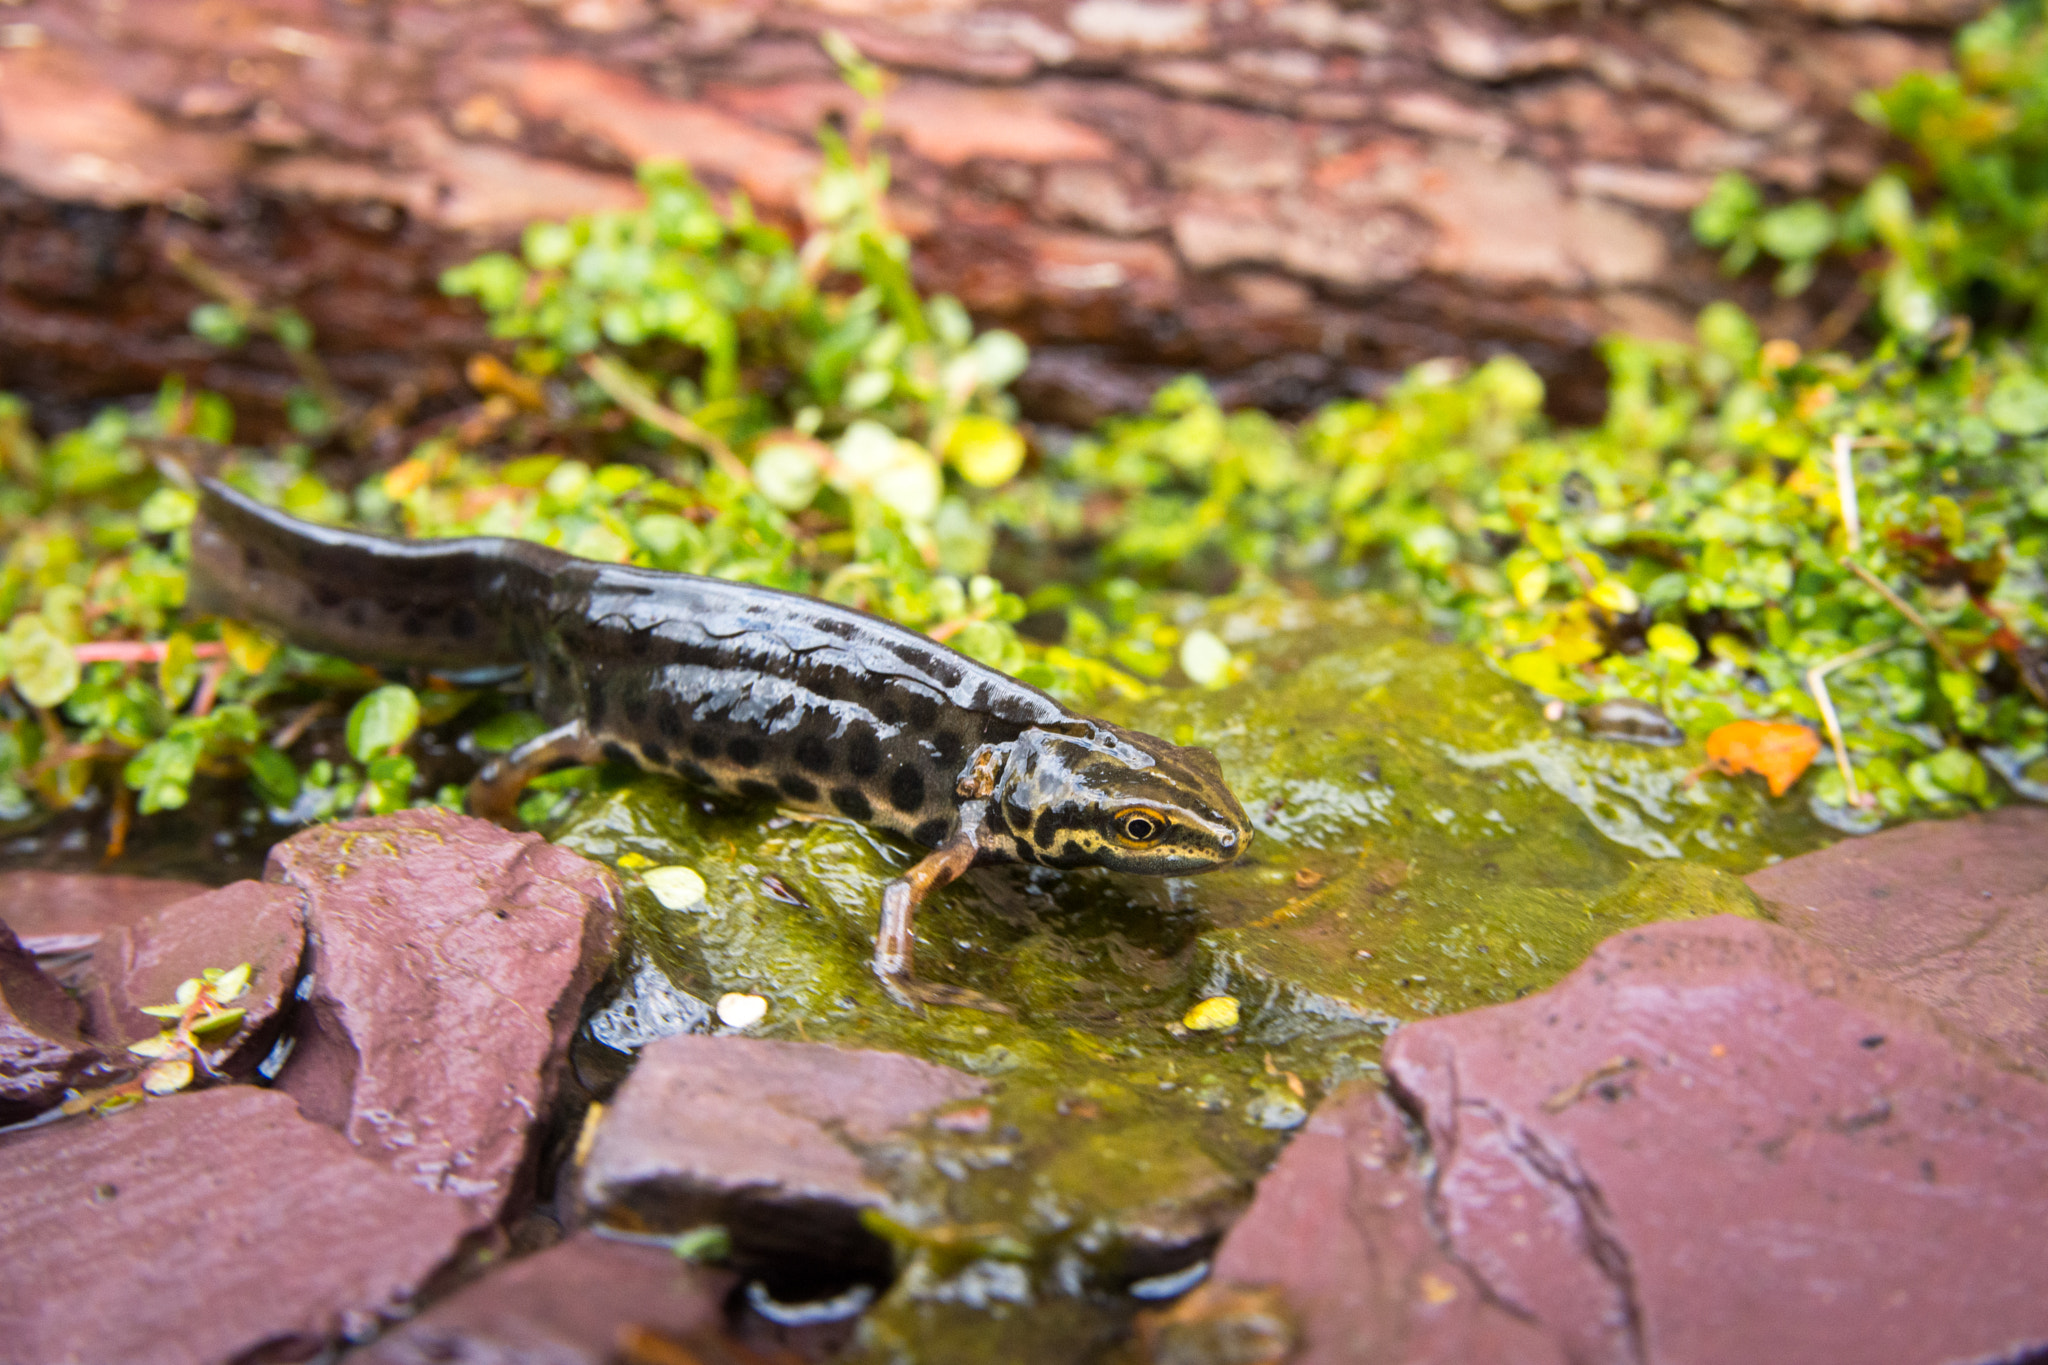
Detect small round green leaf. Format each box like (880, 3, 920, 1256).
(1756, 201, 1836, 261)
(346, 685, 422, 763)
(1987, 375, 2048, 436)
(5, 616, 79, 709)
(189, 302, 247, 348)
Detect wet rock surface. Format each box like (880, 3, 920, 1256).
(14, 606, 2039, 1365)
(357, 1230, 735, 1365)
(581, 1035, 986, 1272)
(266, 810, 620, 1223)
(0, 922, 117, 1123)
(546, 597, 1827, 1360)
(1350, 915, 2048, 1365)
(80, 879, 305, 1074)
(1746, 804, 2048, 1075)
(0, 1087, 473, 1365)
(0, 869, 209, 949)
(1161, 1084, 1563, 1365)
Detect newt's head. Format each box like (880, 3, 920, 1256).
(994, 722, 1252, 874)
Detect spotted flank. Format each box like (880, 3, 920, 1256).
(188, 478, 1255, 1009)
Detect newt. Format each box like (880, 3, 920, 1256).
(187, 480, 1253, 1009)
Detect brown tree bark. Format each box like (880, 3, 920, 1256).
(0, 0, 1986, 437)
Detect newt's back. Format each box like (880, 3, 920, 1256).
(186, 479, 1077, 845)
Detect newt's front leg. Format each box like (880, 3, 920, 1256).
(874, 799, 1010, 1014)
(468, 720, 604, 825)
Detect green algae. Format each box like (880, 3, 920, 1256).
(551, 594, 1831, 1363)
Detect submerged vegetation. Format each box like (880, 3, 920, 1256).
(5, 8, 2048, 848)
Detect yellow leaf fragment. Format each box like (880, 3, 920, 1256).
(1588, 579, 1640, 615)
(141, 1057, 194, 1095)
(212, 962, 252, 1002)
(1183, 996, 1240, 1032)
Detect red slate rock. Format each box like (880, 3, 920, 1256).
(80, 879, 305, 1075)
(266, 810, 620, 1224)
(0, 921, 120, 1123)
(0, 1087, 472, 1365)
(1746, 805, 2048, 1074)
(579, 1036, 986, 1265)
(1185, 1083, 1566, 1365)
(0, 868, 210, 948)
(1378, 916, 2048, 1365)
(356, 1230, 735, 1365)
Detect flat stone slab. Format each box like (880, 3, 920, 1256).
(1746, 805, 2048, 1074)
(0, 1087, 472, 1365)
(579, 1036, 985, 1266)
(0, 870, 210, 947)
(1375, 916, 2048, 1365)
(0, 922, 117, 1123)
(1168, 1082, 1565, 1365)
(81, 879, 304, 1074)
(357, 1231, 734, 1365)
(266, 810, 620, 1223)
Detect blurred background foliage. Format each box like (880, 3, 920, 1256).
(5, 8, 2048, 852)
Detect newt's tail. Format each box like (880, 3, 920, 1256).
(187, 479, 562, 671)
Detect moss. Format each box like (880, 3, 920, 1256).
(554, 595, 1829, 1362)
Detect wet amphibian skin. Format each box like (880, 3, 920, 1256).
(187, 479, 1252, 1007)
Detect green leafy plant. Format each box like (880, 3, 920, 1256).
(1000, 307, 2048, 824)
(1693, 3, 2048, 341)
(6, 20, 2048, 850)
(62, 962, 255, 1114)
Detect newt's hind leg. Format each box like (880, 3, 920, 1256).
(875, 802, 1011, 1014)
(468, 721, 604, 826)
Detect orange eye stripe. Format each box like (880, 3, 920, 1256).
(1114, 807, 1163, 843)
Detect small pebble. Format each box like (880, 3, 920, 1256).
(1245, 1088, 1308, 1130)
(716, 991, 768, 1029)
(1179, 629, 1233, 687)
(1578, 697, 1684, 747)
(644, 865, 708, 910)
(1183, 995, 1240, 1032)
(933, 1103, 993, 1134)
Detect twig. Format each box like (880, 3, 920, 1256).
(1830, 433, 1862, 555)
(1809, 284, 1872, 353)
(1805, 637, 1900, 809)
(27, 739, 134, 783)
(269, 699, 333, 752)
(926, 607, 996, 643)
(1542, 1055, 1639, 1113)
(580, 356, 752, 485)
(162, 239, 349, 429)
(1843, 560, 1969, 675)
(105, 782, 133, 862)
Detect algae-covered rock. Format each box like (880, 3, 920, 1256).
(550, 595, 1829, 1364)
(1136, 597, 1803, 1049)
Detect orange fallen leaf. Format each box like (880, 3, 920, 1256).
(1703, 720, 1821, 797)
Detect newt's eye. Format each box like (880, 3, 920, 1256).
(1114, 808, 1165, 846)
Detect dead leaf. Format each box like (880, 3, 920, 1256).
(1704, 719, 1820, 797)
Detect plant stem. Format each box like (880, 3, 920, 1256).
(581, 355, 752, 485)
(1844, 559, 1970, 675)
(1805, 636, 1901, 808)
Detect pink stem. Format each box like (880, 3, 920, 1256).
(73, 641, 227, 664)
(191, 659, 231, 718)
